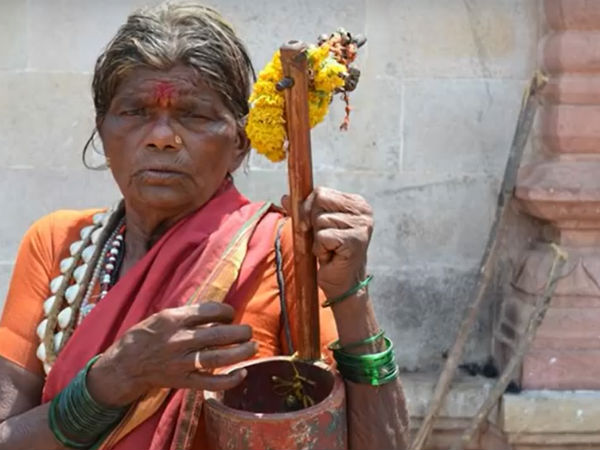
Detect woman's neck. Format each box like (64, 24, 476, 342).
(119, 203, 192, 276)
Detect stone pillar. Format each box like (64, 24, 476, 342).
(495, 0, 600, 390)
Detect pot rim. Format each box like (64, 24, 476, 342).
(204, 355, 346, 421)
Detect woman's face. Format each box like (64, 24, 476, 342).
(98, 65, 247, 216)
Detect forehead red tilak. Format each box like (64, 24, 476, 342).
(153, 81, 177, 107)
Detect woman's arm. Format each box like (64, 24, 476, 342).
(332, 294, 409, 449)
(0, 358, 64, 450)
(287, 186, 410, 449)
(0, 302, 259, 449)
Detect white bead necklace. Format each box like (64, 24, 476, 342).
(35, 205, 124, 375)
(78, 219, 125, 323)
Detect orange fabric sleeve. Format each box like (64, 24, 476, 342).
(0, 210, 101, 376)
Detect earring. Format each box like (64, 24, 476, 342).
(175, 135, 183, 145)
(105, 156, 111, 168)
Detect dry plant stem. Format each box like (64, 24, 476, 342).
(450, 244, 567, 450)
(411, 71, 549, 450)
(280, 41, 321, 361)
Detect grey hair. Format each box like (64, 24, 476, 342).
(92, 1, 255, 122)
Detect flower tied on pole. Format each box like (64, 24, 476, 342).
(246, 28, 366, 162)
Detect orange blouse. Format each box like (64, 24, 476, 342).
(0, 209, 338, 377)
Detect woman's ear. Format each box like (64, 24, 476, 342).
(228, 121, 251, 173)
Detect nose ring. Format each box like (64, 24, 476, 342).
(175, 135, 183, 145)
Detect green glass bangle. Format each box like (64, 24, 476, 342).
(334, 350, 394, 369)
(49, 354, 128, 448)
(80, 355, 127, 419)
(336, 355, 399, 385)
(335, 357, 395, 379)
(337, 357, 397, 377)
(338, 365, 398, 386)
(322, 274, 373, 307)
(49, 396, 95, 449)
(333, 337, 394, 364)
(337, 355, 396, 377)
(340, 363, 400, 386)
(328, 329, 385, 352)
(333, 336, 400, 386)
(336, 354, 395, 374)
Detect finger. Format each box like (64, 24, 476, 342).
(309, 187, 372, 220)
(312, 212, 372, 232)
(281, 193, 313, 232)
(187, 369, 248, 392)
(177, 325, 252, 350)
(313, 227, 368, 261)
(179, 302, 235, 328)
(316, 250, 334, 266)
(313, 228, 342, 262)
(300, 191, 317, 231)
(299, 187, 371, 234)
(188, 341, 258, 369)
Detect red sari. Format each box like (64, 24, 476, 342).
(42, 182, 283, 449)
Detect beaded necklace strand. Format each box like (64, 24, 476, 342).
(36, 205, 125, 374)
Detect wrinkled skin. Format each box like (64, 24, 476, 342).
(98, 65, 249, 247)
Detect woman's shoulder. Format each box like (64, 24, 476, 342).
(26, 208, 105, 239)
(32, 208, 104, 226)
(22, 208, 106, 264)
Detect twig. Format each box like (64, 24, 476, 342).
(450, 244, 568, 450)
(411, 71, 549, 450)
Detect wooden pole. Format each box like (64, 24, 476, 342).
(279, 41, 321, 361)
(412, 71, 548, 450)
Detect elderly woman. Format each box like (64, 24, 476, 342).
(0, 2, 408, 450)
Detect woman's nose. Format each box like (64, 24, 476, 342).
(145, 115, 180, 151)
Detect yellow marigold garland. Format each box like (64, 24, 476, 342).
(246, 44, 347, 162)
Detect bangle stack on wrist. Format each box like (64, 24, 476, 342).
(325, 276, 399, 386)
(48, 355, 128, 449)
(330, 333, 399, 386)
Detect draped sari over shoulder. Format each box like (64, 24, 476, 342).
(41, 182, 283, 450)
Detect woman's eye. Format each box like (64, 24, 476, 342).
(121, 108, 147, 116)
(180, 109, 208, 119)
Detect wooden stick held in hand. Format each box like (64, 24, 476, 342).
(279, 41, 321, 361)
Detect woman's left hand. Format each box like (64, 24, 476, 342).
(283, 186, 373, 300)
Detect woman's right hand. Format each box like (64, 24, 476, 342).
(86, 302, 256, 407)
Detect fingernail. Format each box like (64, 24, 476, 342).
(252, 342, 259, 352)
(240, 368, 248, 378)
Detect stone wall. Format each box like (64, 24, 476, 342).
(0, 0, 540, 370)
(495, 0, 600, 392)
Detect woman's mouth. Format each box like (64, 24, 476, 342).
(136, 168, 186, 184)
